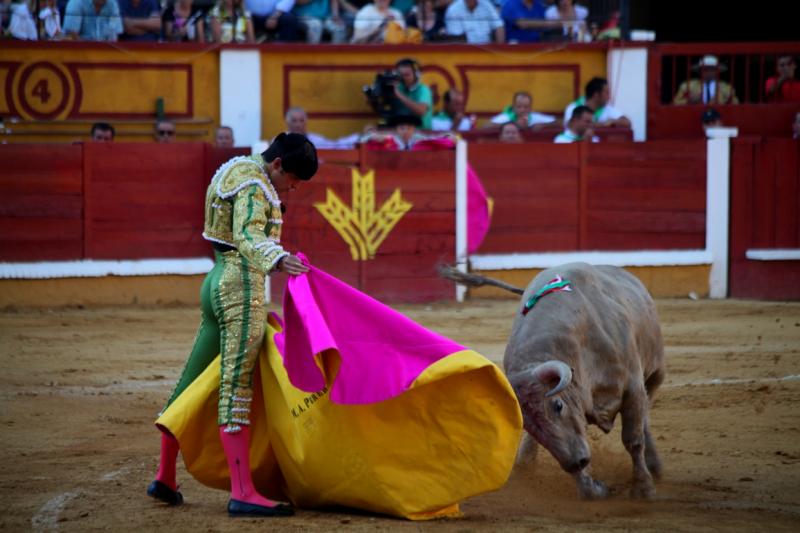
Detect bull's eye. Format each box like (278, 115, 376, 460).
(553, 398, 564, 415)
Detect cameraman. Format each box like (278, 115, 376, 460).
(391, 58, 433, 130)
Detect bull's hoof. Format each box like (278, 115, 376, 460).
(577, 478, 609, 500)
(646, 455, 663, 480)
(630, 482, 656, 500)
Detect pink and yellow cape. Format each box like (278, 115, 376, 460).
(156, 258, 521, 520)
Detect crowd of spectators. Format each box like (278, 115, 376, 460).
(78, 44, 797, 146)
(1, 0, 612, 44)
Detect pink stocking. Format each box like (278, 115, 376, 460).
(155, 431, 179, 491)
(219, 426, 278, 506)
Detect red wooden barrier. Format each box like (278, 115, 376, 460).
(584, 140, 706, 250)
(462, 126, 633, 144)
(83, 142, 209, 259)
(469, 143, 581, 253)
(0, 144, 84, 261)
(469, 140, 707, 255)
(730, 138, 800, 300)
(275, 150, 457, 303)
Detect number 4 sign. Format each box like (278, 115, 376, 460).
(17, 61, 70, 120)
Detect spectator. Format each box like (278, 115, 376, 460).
(391, 0, 414, 16)
(361, 114, 426, 150)
(210, 0, 255, 42)
(284, 107, 360, 149)
(118, 0, 161, 40)
(564, 77, 631, 128)
(351, 0, 403, 43)
(491, 91, 556, 129)
(39, 0, 63, 39)
(91, 122, 115, 141)
(63, 0, 123, 40)
(0, 0, 9, 33)
(215, 125, 235, 147)
(543, 0, 588, 42)
(391, 113, 425, 150)
(501, 0, 553, 44)
(498, 121, 523, 143)
(293, 0, 346, 43)
(554, 105, 596, 143)
(444, 0, 504, 44)
(336, 0, 368, 36)
(162, 0, 206, 42)
(390, 57, 433, 130)
(765, 55, 800, 103)
(406, 0, 446, 41)
(701, 108, 722, 131)
(245, 0, 303, 41)
(593, 8, 618, 40)
(431, 88, 474, 132)
(8, 0, 37, 40)
(155, 119, 176, 143)
(673, 55, 739, 105)
(793, 111, 800, 140)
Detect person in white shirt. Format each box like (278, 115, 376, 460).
(554, 105, 598, 143)
(9, 0, 38, 40)
(285, 107, 360, 149)
(351, 0, 404, 43)
(563, 77, 631, 128)
(491, 91, 556, 129)
(544, 0, 589, 42)
(38, 0, 62, 39)
(245, 0, 303, 41)
(444, 0, 504, 44)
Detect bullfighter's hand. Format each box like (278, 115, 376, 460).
(278, 254, 309, 276)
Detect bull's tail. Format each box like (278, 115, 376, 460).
(438, 265, 525, 295)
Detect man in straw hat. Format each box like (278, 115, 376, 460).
(673, 54, 739, 105)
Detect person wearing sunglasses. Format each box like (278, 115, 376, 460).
(155, 119, 177, 142)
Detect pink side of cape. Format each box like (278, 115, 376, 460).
(411, 137, 490, 253)
(276, 257, 465, 404)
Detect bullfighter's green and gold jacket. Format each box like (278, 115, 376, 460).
(202, 155, 287, 273)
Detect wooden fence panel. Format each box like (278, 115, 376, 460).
(584, 140, 707, 250)
(83, 142, 209, 259)
(730, 138, 800, 299)
(0, 144, 84, 261)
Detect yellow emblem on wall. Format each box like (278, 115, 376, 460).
(314, 168, 412, 261)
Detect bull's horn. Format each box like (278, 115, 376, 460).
(531, 361, 573, 397)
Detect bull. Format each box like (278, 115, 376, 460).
(442, 262, 665, 499)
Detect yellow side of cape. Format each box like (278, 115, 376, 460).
(157, 316, 522, 520)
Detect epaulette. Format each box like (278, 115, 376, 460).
(213, 156, 280, 207)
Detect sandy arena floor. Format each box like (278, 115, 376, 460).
(1, 298, 799, 532)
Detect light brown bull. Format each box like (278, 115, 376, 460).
(440, 262, 665, 499)
(503, 262, 665, 499)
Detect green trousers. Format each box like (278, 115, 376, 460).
(163, 250, 267, 431)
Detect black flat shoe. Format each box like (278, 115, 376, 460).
(147, 480, 184, 506)
(227, 499, 294, 517)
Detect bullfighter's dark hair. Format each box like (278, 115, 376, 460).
(262, 132, 318, 181)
